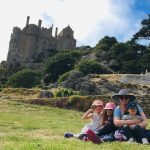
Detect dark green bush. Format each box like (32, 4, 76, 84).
(7, 69, 41, 88)
(76, 60, 111, 75)
(95, 36, 117, 51)
(44, 53, 76, 83)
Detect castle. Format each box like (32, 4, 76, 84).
(7, 16, 76, 68)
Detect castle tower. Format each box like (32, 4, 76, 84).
(38, 19, 42, 29)
(26, 16, 30, 26)
(7, 27, 21, 67)
(49, 24, 53, 36)
(55, 27, 58, 37)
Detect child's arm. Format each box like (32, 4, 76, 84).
(82, 109, 94, 120)
(100, 110, 106, 126)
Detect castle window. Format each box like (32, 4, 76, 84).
(43, 41, 46, 45)
(66, 34, 70, 38)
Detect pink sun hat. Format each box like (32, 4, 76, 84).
(104, 102, 116, 110)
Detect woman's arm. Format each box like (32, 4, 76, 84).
(114, 117, 141, 127)
(82, 109, 94, 120)
(138, 112, 148, 128)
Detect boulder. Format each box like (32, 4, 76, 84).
(38, 90, 54, 98)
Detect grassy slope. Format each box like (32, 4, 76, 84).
(0, 100, 150, 150)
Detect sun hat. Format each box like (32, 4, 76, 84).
(126, 101, 137, 110)
(104, 102, 116, 110)
(93, 100, 104, 106)
(91, 100, 104, 109)
(112, 89, 136, 102)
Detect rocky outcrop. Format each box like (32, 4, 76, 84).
(60, 72, 96, 95)
(38, 90, 54, 98)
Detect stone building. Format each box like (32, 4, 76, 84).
(7, 16, 76, 68)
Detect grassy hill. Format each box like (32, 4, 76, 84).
(0, 99, 150, 150)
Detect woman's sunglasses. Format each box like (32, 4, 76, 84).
(119, 96, 129, 99)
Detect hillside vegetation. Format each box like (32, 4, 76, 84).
(1, 15, 150, 90)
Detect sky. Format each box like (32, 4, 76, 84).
(0, 0, 150, 62)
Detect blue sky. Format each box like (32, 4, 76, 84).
(0, 0, 149, 62)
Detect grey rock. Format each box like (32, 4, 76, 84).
(38, 90, 54, 98)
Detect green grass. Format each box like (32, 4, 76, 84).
(0, 100, 150, 150)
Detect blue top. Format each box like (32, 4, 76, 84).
(114, 104, 143, 119)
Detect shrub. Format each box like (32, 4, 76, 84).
(44, 53, 76, 83)
(76, 60, 111, 75)
(57, 71, 70, 84)
(95, 36, 117, 51)
(67, 95, 93, 111)
(7, 69, 41, 88)
(55, 88, 80, 97)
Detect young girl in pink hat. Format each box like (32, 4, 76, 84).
(64, 99, 104, 141)
(86, 102, 117, 144)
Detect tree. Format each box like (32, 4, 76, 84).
(121, 60, 142, 74)
(95, 36, 118, 51)
(7, 69, 41, 88)
(133, 14, 150, 41)
(109, 43, 128, 60)
(44, 53, 76, 84)
(76, 60, 111, 75)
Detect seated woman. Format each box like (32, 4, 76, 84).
(113, 89, 149, 144)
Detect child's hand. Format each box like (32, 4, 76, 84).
(104, 121, 110, 125)
(88, 108, 94, 113)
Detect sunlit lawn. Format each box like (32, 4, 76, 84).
(0, 99, 150, 150)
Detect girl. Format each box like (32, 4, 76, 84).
(64, 99, 103, 140)
(86, 102, 117, 143)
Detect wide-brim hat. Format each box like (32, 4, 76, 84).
(112, 89, 136, 102)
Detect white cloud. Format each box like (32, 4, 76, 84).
(0, 0, 147, 62)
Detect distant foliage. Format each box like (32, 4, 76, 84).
(95, 36, 118, 51)
(44, 53, 77, 84)
(76, 60, 111, 75)
(0, 67, 7, 85)
(55, 88, 80, 97)
(7, 69, 41, 88)
(133, 14, 150, 41)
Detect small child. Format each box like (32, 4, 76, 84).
(86, 102, 117, 143)
(64, 99, 104, 141)
(122, 101, 149, 144)
(101, 102, 116, 127)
